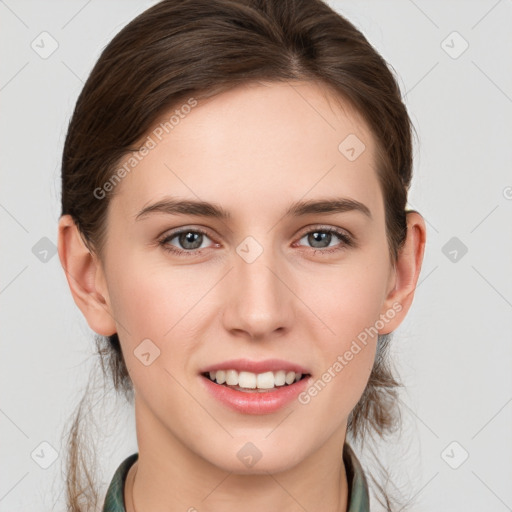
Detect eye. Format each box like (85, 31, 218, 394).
(295, 226, 353, 255)
(158, 228, 216, 256)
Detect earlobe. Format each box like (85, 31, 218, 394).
(378, 211, 427, 334)
(57, 215, 117, 336)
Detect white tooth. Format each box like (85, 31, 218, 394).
(209, 371, 216, 381)
(238, 371, 257, 389)
(226, 369, 238, 386)
(257, 371, 275, 389)
(218, 369, 301, 389)
(273, 370, 286, 386)
(285, 371, 296, 385)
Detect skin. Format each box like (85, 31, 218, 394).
(58, 80, 426, 512)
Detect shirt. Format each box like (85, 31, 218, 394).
(102, 442, 370, 511)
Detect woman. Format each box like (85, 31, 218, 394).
(57, 0, 426, 510)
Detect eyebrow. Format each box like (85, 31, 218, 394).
(135, 196, 372, 221)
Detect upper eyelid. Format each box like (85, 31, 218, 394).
(297, 224, 352, 238)
(159, 226, 212, 241)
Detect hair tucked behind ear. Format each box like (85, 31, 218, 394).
(60, 0, 416, 510)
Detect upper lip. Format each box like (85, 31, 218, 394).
(200, 358, 310, 375)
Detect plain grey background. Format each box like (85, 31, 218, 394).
(1, 1, 511, 511)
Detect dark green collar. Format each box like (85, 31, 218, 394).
(343, 443, 370, 512)
(102, 452, 138, 512)
(102, 444, 369, 511)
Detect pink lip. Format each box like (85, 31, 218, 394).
(199, 358, 310, 374)
(199, 373, 312, 415)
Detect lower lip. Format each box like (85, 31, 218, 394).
(200, 374, 311, 415)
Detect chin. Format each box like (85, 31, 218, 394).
(202, 440, 308, 475)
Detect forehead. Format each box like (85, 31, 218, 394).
(109, 80, 382, 221)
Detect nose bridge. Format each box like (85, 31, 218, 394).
(224, 236, 293, 337)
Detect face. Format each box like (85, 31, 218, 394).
(94, 80, 398, 473)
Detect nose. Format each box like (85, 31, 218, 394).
(222, 242, 295, 341)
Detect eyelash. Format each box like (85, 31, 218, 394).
(157, 226, 353, 257)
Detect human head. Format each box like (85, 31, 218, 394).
(57, 0, 426, 509)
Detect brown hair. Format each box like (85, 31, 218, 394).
(60, 0, 415, 510)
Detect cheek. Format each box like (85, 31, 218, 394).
(304, 258, 388, 347)
(300, 306, 377, 423)
(108, 272, 172, 338)
(298, 258, 387, 409)
(104, 254, 204, 373)
(106, 249, 199, 333)
(104, 254, 224, 383)
(104, 262, 205, 406)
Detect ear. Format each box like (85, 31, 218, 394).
(378, 211, 427, 334)
(57, 214, 117, 336)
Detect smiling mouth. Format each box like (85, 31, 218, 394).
(201, 370, 311, 393)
